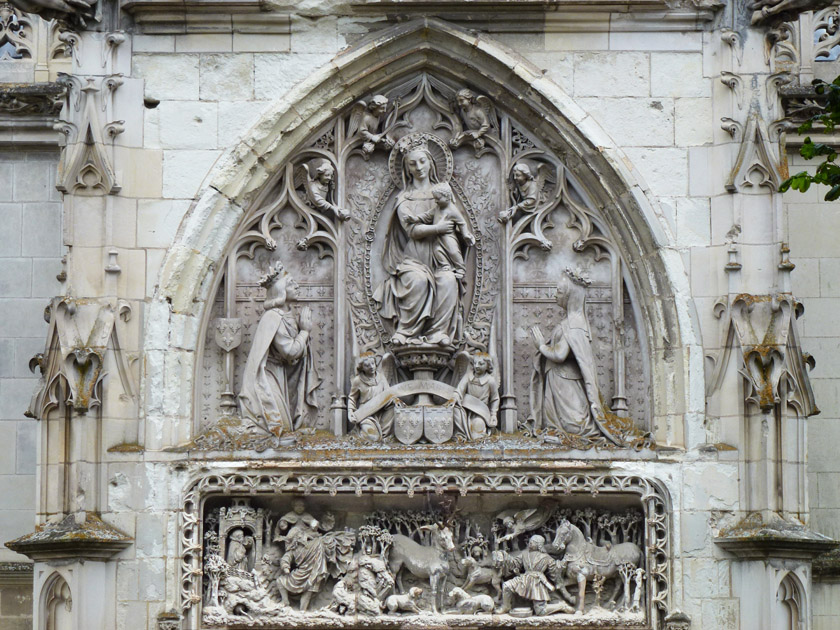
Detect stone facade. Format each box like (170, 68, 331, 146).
(0, 1, 840, 629)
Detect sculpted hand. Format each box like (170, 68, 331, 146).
(299, 307, 313, 332)
(529, 325, 545, 349)
(437, 220, 455, 235)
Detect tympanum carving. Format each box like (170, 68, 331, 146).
(193, 72, 650, 449)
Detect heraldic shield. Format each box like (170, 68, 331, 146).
(394, 401, 423, 445)
(424, 404, 454, 444)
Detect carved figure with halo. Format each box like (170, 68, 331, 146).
(374, 133, 471, 348)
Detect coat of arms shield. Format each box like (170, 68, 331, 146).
(423, 404, 454, 444)
(394, 402, 423, 445)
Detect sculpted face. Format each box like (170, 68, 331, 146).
(360, 356, 376, 375)
(513, 169, 529, 186)
(286, 277, 300, 301)
(317, 163, 334, 184)
(457, 94, 471, 109)
(292, 499, 305, 514)
(370, 100, 387, 117)
(405, 149, 431, 182)
(474, 357, 488, 375)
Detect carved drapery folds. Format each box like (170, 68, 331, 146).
(181, 469, 674, 628)
(194, 72, 650, 450)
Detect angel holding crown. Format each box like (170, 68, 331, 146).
(239, 261, 322, 436)
(347, 95, 395, 160)
(299, 159, 350, 222)
(450, 89, 496, 154)
(499, 162, 548, 224)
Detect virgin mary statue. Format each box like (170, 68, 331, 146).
(373, 134, 469, 347)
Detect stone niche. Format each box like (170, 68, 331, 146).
(191, 71, 651, 453)
(181, 470, 673, 629)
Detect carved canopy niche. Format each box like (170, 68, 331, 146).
(190, 70, 653, 452)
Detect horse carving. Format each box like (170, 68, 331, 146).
(388, 524, 456, 614)
(551, 519, 642, 614)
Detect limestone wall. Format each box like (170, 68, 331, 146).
(0, 148, 62, 562)
(0, 4, 837, 630)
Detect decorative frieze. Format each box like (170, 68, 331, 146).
(179, 469, 673, 628)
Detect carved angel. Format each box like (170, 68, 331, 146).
(450, 89, 497, 154)
(453, 352, 499, 439)
(297, 159, 349, 221)
(347, 353, 397, 441)
(346, 95, 395, 160)
(499, 162, 549, 224)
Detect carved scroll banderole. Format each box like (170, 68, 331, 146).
(354, 380, 491, 425)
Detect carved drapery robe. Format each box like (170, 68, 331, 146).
(239, 308, 321, 434)
(348, 371, 394, 439)
(279, 528, 356, 595)
(502, 549, 557, 602)
(455, 373, 499, 439)
(375, 189, 461, 344)
(529, 311, 618, 443)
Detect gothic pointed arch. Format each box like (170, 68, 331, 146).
(40, 572, 72, 630)
(148, 17, 701, 450)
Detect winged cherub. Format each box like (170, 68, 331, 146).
(347, 95, 395, 159)
(450, 89, 496, 153)
(499, 162, 548, 224)
(300, 159, 350, 221)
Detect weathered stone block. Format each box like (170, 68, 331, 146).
(21, 203, 61, 257)
(651, 53, 709, 98)
(199, 54, 255, 101)
(253, 53, 334, 101)
(578, 97, 675, 147)
(137, 199, 191, 249)
(624, 147, 688, 197)
(15, 420, 36, 476)
(574, 52, 649, 97)
(0, 204, 22, 257)
(158, 101, 219, 150)
(162, 150, 221, 199)
(134, 54, 200, 101)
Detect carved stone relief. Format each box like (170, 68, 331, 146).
(193, 72, 650, 450)
(181, 470, 673, 628)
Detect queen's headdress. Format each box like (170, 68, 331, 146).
(564, 266, 591, 287)
(396, 134, 430, 156)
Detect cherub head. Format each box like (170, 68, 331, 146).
(456, 88, 475, 110)
(431, 183, 452, 207)
(369, 94, 388, 117)
(512, 162, 534, 186)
